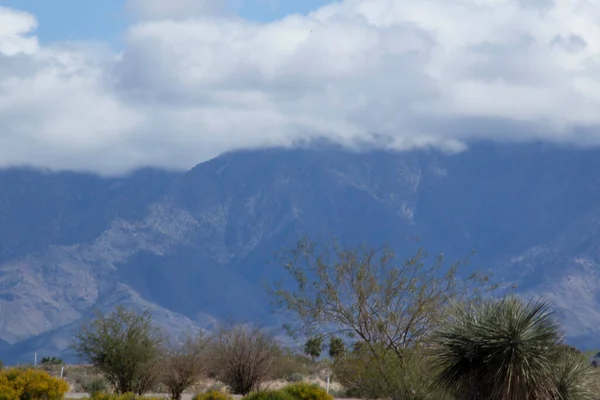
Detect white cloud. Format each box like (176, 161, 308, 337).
(2, 0, 600, 174)
(125, 0, 227, 20)
(0, 6, 38, 55)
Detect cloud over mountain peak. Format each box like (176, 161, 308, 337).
(0, 0, 599, 174)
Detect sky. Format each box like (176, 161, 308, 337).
(1, 0, 600, 175)
(0, 0, 332, 43)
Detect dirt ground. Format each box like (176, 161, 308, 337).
(65, 394, 193, 400)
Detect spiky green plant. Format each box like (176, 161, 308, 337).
(550, 348, 597, 400)
(433, 297, 564, 400)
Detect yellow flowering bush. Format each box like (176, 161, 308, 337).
(192, 390, 233, 400)
(0, 368, 69, 400)
(281, 383, 333, 400)
(0, 373, 19, 400)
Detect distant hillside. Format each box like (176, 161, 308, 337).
(2, 142, 600, 362)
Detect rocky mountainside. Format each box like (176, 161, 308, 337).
(2, 142, 600, 362)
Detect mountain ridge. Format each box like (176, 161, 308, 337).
(2, 142, 600, 362)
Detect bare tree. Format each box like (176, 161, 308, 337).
(161, 334, 210, 400)
(73, 306, 164, 395)
(210, 325, 278, 395)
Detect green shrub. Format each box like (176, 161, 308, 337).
(73, 307, 163, 396)
(270, 353, 312, 381)
(81, 378, 108, 396)
(334, 344, 457, 400)
(192, 390, 233, 400)
(282, 383, 332, 400)
(243, 390, 295, 400)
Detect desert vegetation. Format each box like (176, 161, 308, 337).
(0, 367, 69, 400)
(2, 239, 600, 400)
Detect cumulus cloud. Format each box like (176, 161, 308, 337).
(1, 0, 600, 174)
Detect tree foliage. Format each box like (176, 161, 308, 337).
(40, 357, 64, 366)
(270, 239, 492, 354)
(303, 337, 323, 360)
(210, 325, 278, 395)
(73, 306, 164, 395)
(269, 239, 493, 399)
(161, 334, 209, 400)
(328, 336, 345, 359)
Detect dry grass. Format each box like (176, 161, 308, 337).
(49, 364, 344, 398)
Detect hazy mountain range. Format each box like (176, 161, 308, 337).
(2, 141, 600, 363)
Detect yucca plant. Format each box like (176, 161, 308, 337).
(433, 297, 565, 400)
(550, 348, 597, 400)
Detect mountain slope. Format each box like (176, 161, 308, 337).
(3, 143, 600, 362)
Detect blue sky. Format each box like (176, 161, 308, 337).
(1, 0, 331, 44)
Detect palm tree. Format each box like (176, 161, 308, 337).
(433, 297, 564, 400)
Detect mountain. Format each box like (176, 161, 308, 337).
(2, 142, 600, 363)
